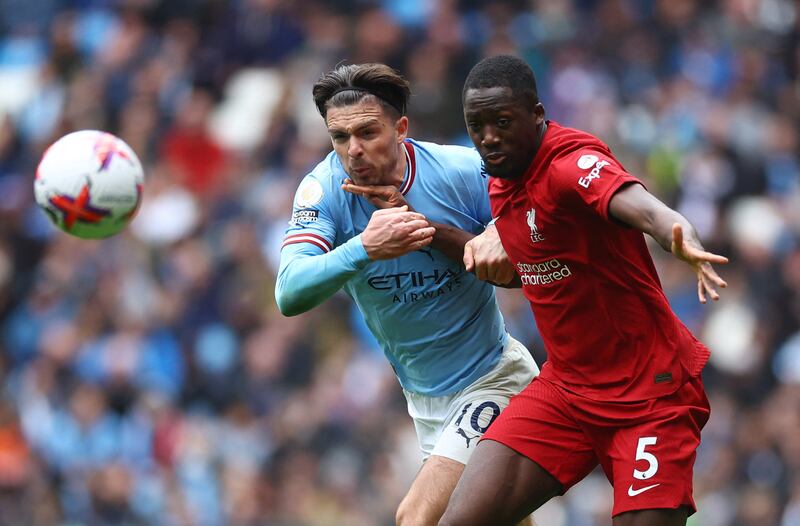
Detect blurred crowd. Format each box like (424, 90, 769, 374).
(0, 0, 798, 524)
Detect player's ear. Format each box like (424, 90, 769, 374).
(533, 103, 545, 124)
(396, 115, 409, 142)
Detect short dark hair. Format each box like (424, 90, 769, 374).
(312, 63, 411, 119)
(462, 55, 539, 110)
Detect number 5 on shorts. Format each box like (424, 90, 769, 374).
(633, 436, 659, 480)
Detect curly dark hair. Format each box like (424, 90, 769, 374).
(463, 55, 539, 110)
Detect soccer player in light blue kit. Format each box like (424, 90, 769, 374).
(275, 63, 538, 526)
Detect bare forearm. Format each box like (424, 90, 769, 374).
(647, 207, 699, 253)
(433, 225, 520, 287)
(609, 184, 705, 252)
(429, 221, 476, 264)
(608, 182, 728, 302)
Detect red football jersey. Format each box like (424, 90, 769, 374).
(490, 121, 710, 401)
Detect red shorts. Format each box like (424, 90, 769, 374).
(482, 375, 710, 517)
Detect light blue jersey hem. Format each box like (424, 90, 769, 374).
(397, 333, 508, 397)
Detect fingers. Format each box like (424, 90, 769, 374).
(489, 264, 516, 285)
(673, 221, 728, 264)
(698, 274, 718, 303)
(403, 221, 434, 234)
(679, 241, 729, 265)
(342, 182, 389, 198)
(702, 263, 728, 289)
(415, 234, 434, 249)
(372, 206, 425, 220)
(474, 260, 488, 282)
(464, 243, 475, 272)
(697, 277, 706, 304)
(390, 218, 434, 241)
(697, 262, 727, 304)
(463, 228, 514, 284)
(369, 196, 394, 209)
(693, 250, 729, 265)
(395, 216, 429, 228)
(402, 225, 435, 252)
(367, 208, 430, 232)
(342, 181, 398, 201)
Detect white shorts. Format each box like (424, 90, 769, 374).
(403, 336, 539, 465)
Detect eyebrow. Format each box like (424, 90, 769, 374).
(465, 106, 514, 118)
(328, 118, 382, 135)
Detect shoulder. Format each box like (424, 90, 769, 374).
(409, 139, 482, 168)
(408, 139, 485, 180)
(295, 151, 346, 205)
(543, 122, 620, 182)
(546, 122, 612, 162)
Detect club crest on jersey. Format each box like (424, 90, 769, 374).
(296, 178, 324, 208)
(526, 208, 545, 243)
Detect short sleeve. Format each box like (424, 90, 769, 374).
(456, 148, 492, 226)
(282, 175, 337, 253)
(550, 149, 643, 221)
(471, 155, 493, 225)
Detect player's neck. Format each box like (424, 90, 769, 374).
(388, 142, 409, 188)
(525, 121, 548, 177)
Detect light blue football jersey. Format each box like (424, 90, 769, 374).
(279, 139, 507, 396)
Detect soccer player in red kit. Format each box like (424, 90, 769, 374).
(439, 55, 728, 526)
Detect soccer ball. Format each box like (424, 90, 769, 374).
(34, 130, 144, 239)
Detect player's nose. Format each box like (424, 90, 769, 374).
(481, 127, 501, 148)
(348, 137, 364, 158)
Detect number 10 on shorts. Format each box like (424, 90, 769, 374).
(633, 436, 659, 480)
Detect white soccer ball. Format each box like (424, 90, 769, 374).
(34, 130, 144, 239)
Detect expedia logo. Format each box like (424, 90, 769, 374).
(578, 156, 611, 189)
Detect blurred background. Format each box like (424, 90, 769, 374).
(0, 0, 798, 524)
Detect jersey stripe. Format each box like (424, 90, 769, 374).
(282, 232, 333, 253)
(400, 141, 417, 195)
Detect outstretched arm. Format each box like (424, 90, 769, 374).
(608, 183, 728, 303)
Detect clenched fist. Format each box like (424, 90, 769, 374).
(464, 224, 517, 285)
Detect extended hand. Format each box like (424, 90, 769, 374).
(342, 178, 410, 210)
(671, 223, 728, 303)
(463, 224, 517, 285)
(362, 206, 435, 260)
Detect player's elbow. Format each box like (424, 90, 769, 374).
(274, 284, 306, 317)
(275, 294, 305, 317)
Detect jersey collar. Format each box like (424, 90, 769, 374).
(522, 120, 553, 183)
(399, 141, 417, 195)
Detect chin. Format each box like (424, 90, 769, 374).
(352, 175, 378, 186)
(483, 163, 519, 180)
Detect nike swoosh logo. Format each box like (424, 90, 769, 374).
(627, 483, 660, 497)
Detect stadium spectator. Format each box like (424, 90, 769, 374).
(0, 1, 797, 524)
